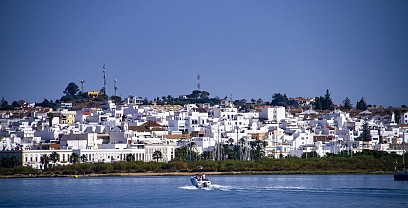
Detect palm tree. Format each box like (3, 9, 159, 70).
(249, 140, 266, 161)
(40, 154, 50, 170)
(228, 138, 234, 146)
(126, 153, 135, 162)
(239, 137, 247, 160)
(50, 151, 60, 167)
(80, 154, 88, 163)
(175, 146, 186, 160)
(70, 153, 80, 164)
(152, 150, 163, 162)
(201, 151, 212, 160)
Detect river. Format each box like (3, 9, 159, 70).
(1, 174, 407, 207)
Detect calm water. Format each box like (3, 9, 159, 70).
(1, 174, 407, 208)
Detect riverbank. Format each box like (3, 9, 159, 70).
(0, 170, 393, 178)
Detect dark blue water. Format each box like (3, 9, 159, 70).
(1, 175, 407, 207)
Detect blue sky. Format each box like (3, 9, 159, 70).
(1, 0, 407, 107)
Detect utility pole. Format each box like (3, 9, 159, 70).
(236, 126, 239, 160)
(217, 124, 220, 161)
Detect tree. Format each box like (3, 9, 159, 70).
(394, 110, 401, 123)
(152, 150, 163, 162)
(256, 98, 263, 104)
(143, 97, 150, 105)
(357, 120, 370, 141)
(343, 97, 352, 110)
(271, 93, 289, 106)
(80, 154, 88, 163)
(70, 153, 80, 164)
(1, 97, 7, 107)
(0, 156, 19, 168)
(110, 95, 122, 103)
(249, 140, 266, 161)
(167, 95, 173, 103)
(11, 101, 20, 108)
(40, 154, 50, 170)
(9, 156, 18, 167)
(0, 97, 14, 110)
(323, 89, 334, 110)
(175, 146, 188, 160)
(100, 87, 106, 95)
(201, 151, 213, 160)
(189, 90, 201, 99)
(356, 97, 367, 110)
(63, 82, 80, 96)
(38, 98, 57, 108)
(50, 151, 60, 167)
(313, 96, 324, 110)
(201, 91, 210, 99)
(126, 153, 135, 162)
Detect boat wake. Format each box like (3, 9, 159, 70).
(179, 185, 201, 190)
(180, 185, 408, 196)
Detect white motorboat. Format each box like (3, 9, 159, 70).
(190, 176, 211, 188)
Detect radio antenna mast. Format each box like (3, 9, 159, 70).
(197, 74, 200, 90)
(114, 78, 118, 97)
(103, 64, 106, 95)
(79, 79, 85, 93)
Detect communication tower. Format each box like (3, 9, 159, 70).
(114, 78, 118, 97)
(103, 64, 106, 95)
(197, 74, 200, 90)
(79, 79, 85, 93)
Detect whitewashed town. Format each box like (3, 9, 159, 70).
(1, 83, 408, 170)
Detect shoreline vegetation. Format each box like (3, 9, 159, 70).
(0, 169, 399, 179)
(0, 170, 393, 179)
(1, 150, 402, 178)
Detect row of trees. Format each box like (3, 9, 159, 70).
(342, 96, 369, 111)
(313, 89, 334, 110)
(1, 150, 403, 175)
(175, 139, 270, 162)
(151, 90, 221, 106)
(0, 97, 20, 110)
(2, 81, 406, 111)
(39, 152, 87, 171)
(125, 150, 162, 162)
(0, 156, 19, 168)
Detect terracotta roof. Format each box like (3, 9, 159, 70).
(165, 134, 191, 139)
(128, 120, 165, 132)
(193, 108, 208, 113)
(291, 97, 310, 101)
(141, 120, 162, 127)
(128, 126, 148, 132)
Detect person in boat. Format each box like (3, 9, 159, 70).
(194, 174, 199, 180)
(202, 173, 206, 181)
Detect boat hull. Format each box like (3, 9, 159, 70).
(394, 173, 408, 181)
(190, 177, 211, 188)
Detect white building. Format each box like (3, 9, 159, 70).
(259, 106, 286, 123)
(401, 112, 408, 124)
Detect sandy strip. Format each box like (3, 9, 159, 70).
(82, 172, 227, 177)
